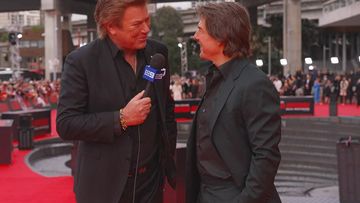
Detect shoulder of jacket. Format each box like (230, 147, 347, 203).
(238, 62, 270, 85)
(147, 39, 168, 52)
(65, 39, 102, 64)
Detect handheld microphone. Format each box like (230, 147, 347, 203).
(142, 53, 165, 98)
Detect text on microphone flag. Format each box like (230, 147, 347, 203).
(143, 65, 158, 82)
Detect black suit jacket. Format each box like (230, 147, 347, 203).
(56, 38, 177, 203)
(186, 59, 281, 203)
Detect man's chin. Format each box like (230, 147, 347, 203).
(199, 53, 208, 61)
(137, 41, 147, 49)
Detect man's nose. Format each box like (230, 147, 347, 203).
(192, 34, 198, 41)
(142, 23, 150, 33)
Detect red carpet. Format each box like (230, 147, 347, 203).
(315, 103, 360, 117)
(0, 110, 74, 203)
(0, 104, 359, 203)
(0, 149, 75, 203)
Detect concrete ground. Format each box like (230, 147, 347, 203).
(281, 186, 339, 203)
(28, 154, 340, 203)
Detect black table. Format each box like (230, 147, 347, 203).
(1, 108, 51, 140)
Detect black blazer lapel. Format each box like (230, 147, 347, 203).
(208, 59, 250, 136)
(208, 78, 235, 135)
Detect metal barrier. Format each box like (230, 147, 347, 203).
(174, 96, 315, 120)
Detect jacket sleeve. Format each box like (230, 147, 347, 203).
(56, 53, 120, 143)
(237, 76, 281, 203)
(158, 44, 177, 189)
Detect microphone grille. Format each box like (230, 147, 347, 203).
(150, 53, 165, 69)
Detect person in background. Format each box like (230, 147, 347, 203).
(313, 77, 321, 104)
(356, 79, 360, 107)
(185, 2, 281, 203)
(339, 76, 349, 104)
(56, 0, 177, 202)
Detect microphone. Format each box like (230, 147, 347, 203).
(142, 53, 165, 98)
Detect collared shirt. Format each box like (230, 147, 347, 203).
(106, 37, 160, 168)
(196, 59, 235, 180)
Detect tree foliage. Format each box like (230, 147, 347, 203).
(0, 33, 8, 42)
(151, 6, 184, 74)
(252, 15, 322, 76)
(252, 15, 284, 76)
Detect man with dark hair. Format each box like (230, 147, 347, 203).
(185, 2, 281, 203)
(56, 0, 177, 202)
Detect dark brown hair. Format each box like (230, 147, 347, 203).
(94, 0, 148, 39)
(196, 2, 252, 58)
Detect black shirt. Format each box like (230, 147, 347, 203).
(196, 62, 234, 180)
(106, 37, 160, 168)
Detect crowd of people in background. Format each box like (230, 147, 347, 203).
(269, 70, 360, 106)
(0, 79, 60, 108)
(0, 69, 360, 110)
(170, 74, 206, 100)
(170, 69, 360, 107)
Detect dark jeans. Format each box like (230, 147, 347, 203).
(119, 163, 163, 203)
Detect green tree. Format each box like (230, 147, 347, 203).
(253, 15, 322, 76)
(302, 19, 321, 60)
(0, 33, 8, 42)
(151, 6, 184, 74)
(252, 15, 284, 76)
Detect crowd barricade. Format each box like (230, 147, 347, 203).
(0, 101, 10, 112)
(174, 96, 314, 121)
(0, 95, 58, 114)
(8, 99, 22, 111)
(0, 96, 56, 141)
(280, 96, 314, 115)
(174, 99, 200, 122)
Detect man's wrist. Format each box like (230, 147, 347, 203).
(119, 108, 127, 131)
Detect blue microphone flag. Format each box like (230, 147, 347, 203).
(143, 65, 158, 82)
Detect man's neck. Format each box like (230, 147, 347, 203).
(213, 55, 232, 68)
(123, 51, 137, 73)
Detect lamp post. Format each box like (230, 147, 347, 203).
(280, 58, 288, 77)
(256, 59, 264, 68)
(323, 45, 329, 70)
(267, 36, 272, 76)
(329, 56, 339, 116)
(178, 41, 188, 76)
(15, 33, 22, 78)
(330, 56, 339, 73)
(331, 56, 339, 71)
(8, 31, 22, 79)
(305, 57, 312, 73)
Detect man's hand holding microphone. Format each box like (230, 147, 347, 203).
(119, 53, 165, 129)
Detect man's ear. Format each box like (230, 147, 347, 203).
(106, 23, 116, 36)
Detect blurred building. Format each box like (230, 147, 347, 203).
(258, 0, 326, 23)
(258, 0, 360, 73)
(0, 11, 40, 29)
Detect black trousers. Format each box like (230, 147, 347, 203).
(118, 164, 163, 203)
